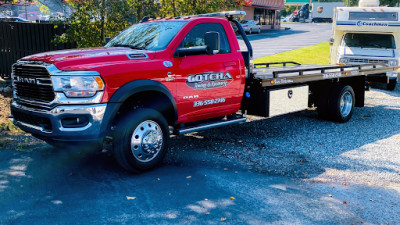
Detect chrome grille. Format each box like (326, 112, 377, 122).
(349, 58, 389, 64)
(12, 64, 55, 103)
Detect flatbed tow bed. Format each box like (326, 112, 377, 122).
(252, 62, 395, 87)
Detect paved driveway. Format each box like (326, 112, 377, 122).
(1, 87, 400, 224)
(239, 23, 332, 59)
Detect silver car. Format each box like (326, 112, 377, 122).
(240, 20, 261, 34)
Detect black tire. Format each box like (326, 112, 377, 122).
(113, 108, 169, 173)
(387, 79, 397, 91)
(317, 87, 332, 120)
(328, 85, 355, 123)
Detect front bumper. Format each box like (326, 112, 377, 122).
(11, 101, 107, 142)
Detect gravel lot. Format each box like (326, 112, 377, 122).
(1, 85, 399, 224)
(168, 85, 400, 186)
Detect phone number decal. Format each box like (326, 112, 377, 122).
(193, 98, 226, 107)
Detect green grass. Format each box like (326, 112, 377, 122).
(254, 41, 330, 65)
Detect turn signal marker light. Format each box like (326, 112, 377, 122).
(95, 77, 104, 89)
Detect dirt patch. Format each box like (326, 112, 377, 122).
(0, 79, 44, 150)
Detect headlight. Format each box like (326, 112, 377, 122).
(339, 58, 349, 64)
(52, 76, 104, 98)
(388, 60, 398, 67)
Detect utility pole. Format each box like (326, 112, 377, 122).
(25, 3, 28, 20)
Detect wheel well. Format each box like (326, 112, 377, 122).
(309, 76, 365, 108)
(117, 91, 176, 126)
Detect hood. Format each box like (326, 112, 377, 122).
(343, 46, 395, 58)
(21, 47, 155, 70)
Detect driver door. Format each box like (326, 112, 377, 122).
(173, 23, 241, 123)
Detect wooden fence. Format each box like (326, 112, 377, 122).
(0, 22, 76, 79)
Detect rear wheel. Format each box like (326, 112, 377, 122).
(113, 108, 169, 173)
(328, 85, 355, 123)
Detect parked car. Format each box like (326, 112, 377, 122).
(19, 13, 39, 21)
(240, 20, 261, 34)
(0, 17, 29, 22)
(281, 15, 293, 22)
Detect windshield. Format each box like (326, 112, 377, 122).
(343, 33, 396, 49)
(105, 21, 188, 51)
(240, 20, 249, 24)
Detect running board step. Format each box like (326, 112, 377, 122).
(176, 117, 247, 135)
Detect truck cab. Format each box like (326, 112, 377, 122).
(330, 0, 399, 90)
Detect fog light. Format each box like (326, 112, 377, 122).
(61, 116, 89, 128)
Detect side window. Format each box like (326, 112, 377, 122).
(180, 23, 231, 54)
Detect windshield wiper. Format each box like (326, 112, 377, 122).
(112, 44, 146, 50)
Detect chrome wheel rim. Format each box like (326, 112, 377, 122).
(131, 120, 163, 162)
(340, 91, 352, 117)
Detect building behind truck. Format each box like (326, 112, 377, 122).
(330, 0, 399, 90)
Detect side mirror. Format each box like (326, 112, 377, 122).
(205, 31, 220, 55)
(174, 32, 220, 57)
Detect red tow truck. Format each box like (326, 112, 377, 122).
(10, 11, 396, 172)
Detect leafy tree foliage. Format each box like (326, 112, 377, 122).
(56, 0, 237, 48)
(55, 0, 160, 48)
(281, 5, 298, 17)
(160, 0, 236, 17)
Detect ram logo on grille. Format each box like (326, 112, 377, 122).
(14, 76, 37, 84)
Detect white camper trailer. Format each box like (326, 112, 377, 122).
(330, 0, 399, 90)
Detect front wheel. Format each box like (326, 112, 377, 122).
(328, 85, 355, 123)
(113, 108, 169, 173)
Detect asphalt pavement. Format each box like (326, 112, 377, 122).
(1, 23, 400, 224)
(239, 23, 332, 59)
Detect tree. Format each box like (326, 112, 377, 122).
(56, 0, 238, 48)
(55, 0, 160, 48)
(159, 0, 237, 17)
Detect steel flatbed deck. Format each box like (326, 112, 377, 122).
(252, 62, 395, 87)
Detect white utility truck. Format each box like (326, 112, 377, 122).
(311, 2, 345, 23)
(292, 2, 344, 23)
(330, 0, 399, 90)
